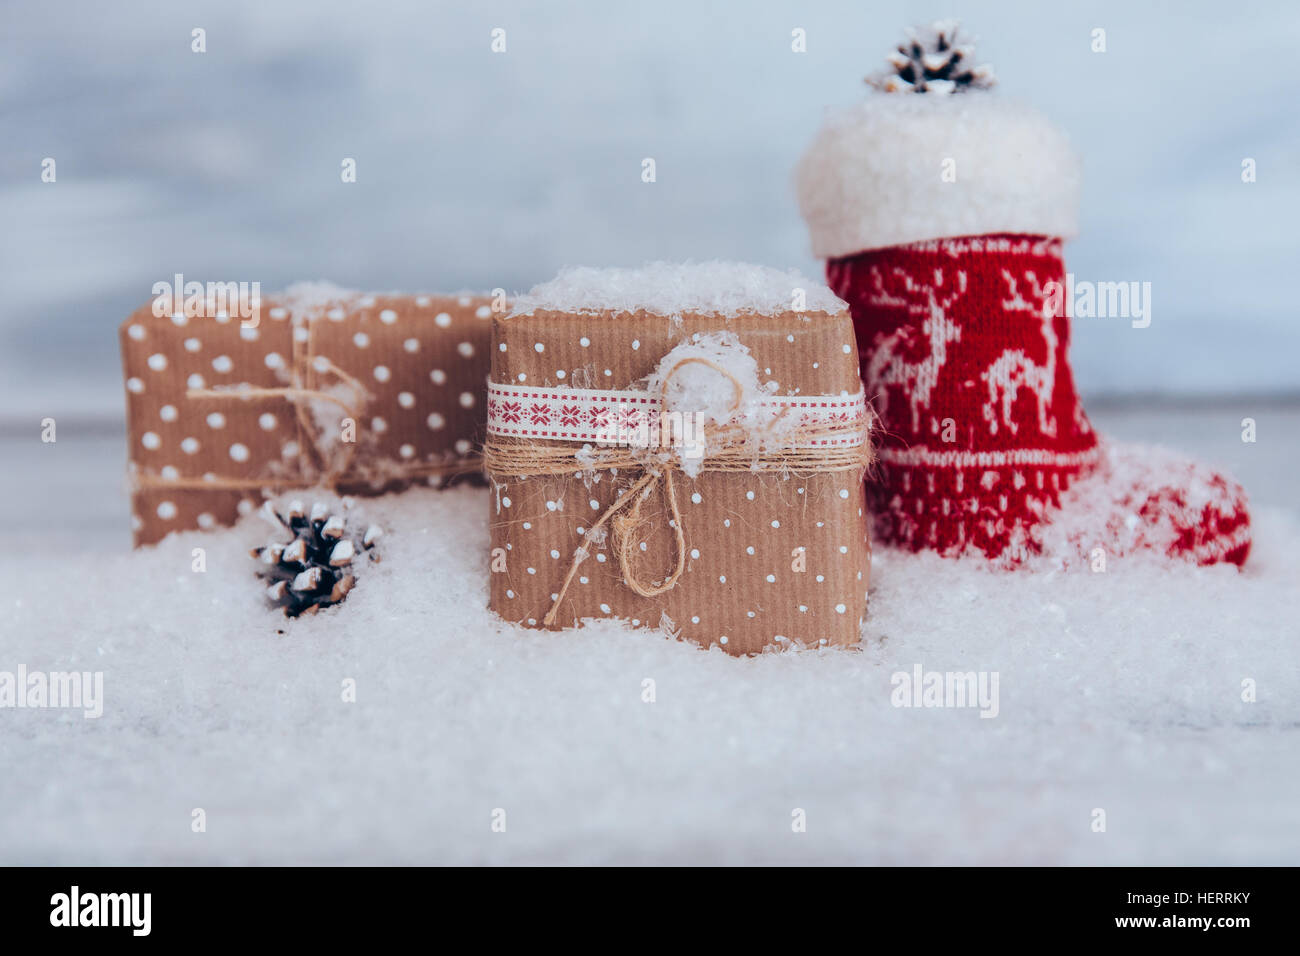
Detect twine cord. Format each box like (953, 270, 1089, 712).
(492, 356, 872, 628)
(133, 312, 483, 496)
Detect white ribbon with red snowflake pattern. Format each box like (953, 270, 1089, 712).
(486, 382, 868, 448)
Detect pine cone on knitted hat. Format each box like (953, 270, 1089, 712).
(252, 499, 381, 617)
(868, 19, 995, 94)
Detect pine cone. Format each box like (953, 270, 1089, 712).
(251, 500, 381, 618)
(868, 19, 995, 94)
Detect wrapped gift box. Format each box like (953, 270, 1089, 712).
(120, 283, 495, 546)
(484, 263, 872, 655)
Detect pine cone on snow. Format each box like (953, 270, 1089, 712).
(868, 19, 995, 94)
(252, 500, 381, 617)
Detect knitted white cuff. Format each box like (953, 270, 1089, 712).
(795, 94, 1081, 258)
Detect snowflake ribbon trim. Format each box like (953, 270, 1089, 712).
(486, 382, 869, 448)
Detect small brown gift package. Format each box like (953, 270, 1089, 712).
(484, 281, 872, 656)
(120, 284, 495, 546)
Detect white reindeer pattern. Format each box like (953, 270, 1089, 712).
(863, 266, 967, 433)
(979, 270, 1058, 437)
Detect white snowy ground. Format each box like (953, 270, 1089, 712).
(1, 402, 1297, 865)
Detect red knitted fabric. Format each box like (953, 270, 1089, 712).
(828, 233, 1251, 567)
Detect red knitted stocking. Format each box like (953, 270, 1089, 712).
(829, 234, 1250, 567)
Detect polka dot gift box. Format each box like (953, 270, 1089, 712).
(484, 263, 873, 656)
(120, 282, 496, 546)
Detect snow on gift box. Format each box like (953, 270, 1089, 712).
(120, 282, 498, 546)
(483, 262, 873, 656)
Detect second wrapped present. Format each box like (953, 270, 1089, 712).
(484, 263, 872, 656)
(121, 282, 497, 545)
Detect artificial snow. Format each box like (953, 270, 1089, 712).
(644, 332, 772, 475)
(649, 333, 763, 424)
(795, 94, 1081, 257)
(278, 279, 358, 315)
(508, 262, 846, 318)
(2, 478, 1297, 864)
(1035, 442, 1251, 568)
(275, 282, 494, 316)
(305, 380, 370, 471)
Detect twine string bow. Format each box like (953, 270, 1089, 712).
(135, 310, 481, 495)
(186, 316, 370, 489)
(493, 356, 875, 628)
(541, 356, 745, 624)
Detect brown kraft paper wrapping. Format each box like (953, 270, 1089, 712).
(486, 307, 872, 656)
(121, 289, 496, 547)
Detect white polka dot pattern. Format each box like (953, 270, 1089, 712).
(121, 291, 496, 545)
(486, 382, 867, 445)
(485, 303, 869, 655)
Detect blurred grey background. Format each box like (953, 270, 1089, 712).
(2, 0, 1298, 551)
(3, 0, 1298, 420)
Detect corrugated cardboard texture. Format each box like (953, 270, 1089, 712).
(487, 308, 871, 656)
(121, 292, 493, 546)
